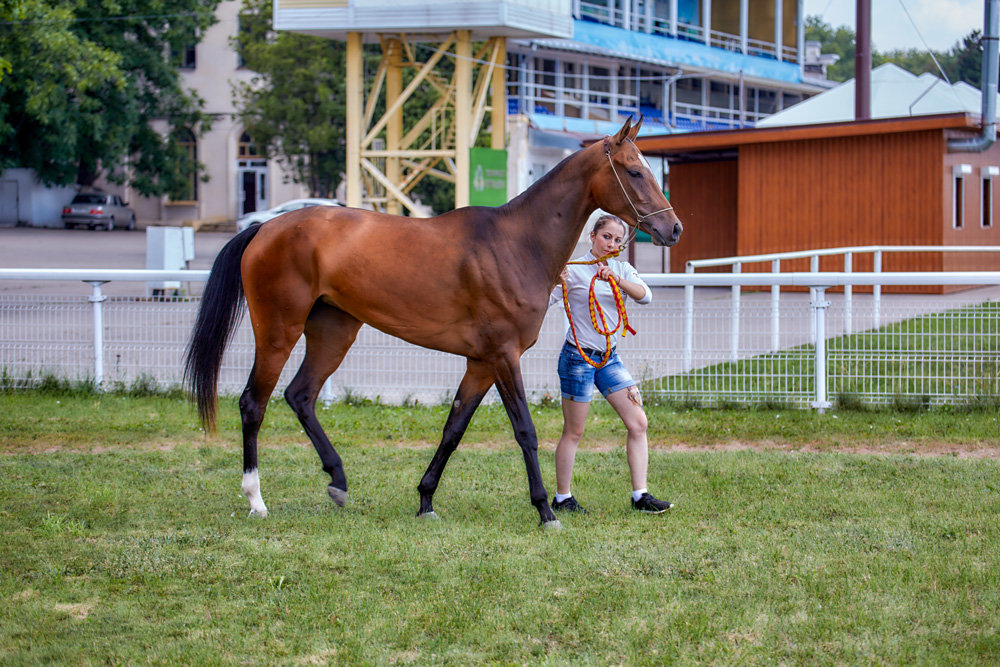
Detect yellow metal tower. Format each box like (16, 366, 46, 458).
(273, 0, 572, 214)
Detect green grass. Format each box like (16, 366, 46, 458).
(1, 392, 999, 663)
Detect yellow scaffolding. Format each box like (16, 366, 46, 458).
(345, 30, 507, 215)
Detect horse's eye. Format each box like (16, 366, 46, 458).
(627, 169, 641, 178)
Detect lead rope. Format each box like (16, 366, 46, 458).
(559, 135, 663, 368)
(561, 248, 637, 369)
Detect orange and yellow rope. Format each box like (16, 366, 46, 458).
(561, 248, 637, 368)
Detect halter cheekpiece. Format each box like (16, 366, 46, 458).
(602, 135, 673, 227)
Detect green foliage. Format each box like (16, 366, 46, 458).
(232, 0, 351, 199)
(0, 0, 218, 196)
(806, 15, 984, 86)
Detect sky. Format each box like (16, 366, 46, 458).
(803, 0, 983, 53)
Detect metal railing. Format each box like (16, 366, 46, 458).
(2, 264, 998, 410)
(685, 246, 1000, 368)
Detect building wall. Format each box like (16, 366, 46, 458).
(736, 130, 945, 277)
(942, 140, 1000, 272)
(131, 0, 306, 228)
(667, 159, 738, 271)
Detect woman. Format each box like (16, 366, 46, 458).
(549, 214, 673, 514)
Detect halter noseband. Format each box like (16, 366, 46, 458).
(602, 135, 673, 228)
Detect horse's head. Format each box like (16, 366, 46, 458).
(593, 116, 682, 247)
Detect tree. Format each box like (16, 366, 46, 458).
(233, 0, 489, 212)
(806, 16, 984, 89)
(948, 30, 983, 88)
(805, 15, 859, 83)
(233, 0, 348, 199)
(0, 0, 219, 197)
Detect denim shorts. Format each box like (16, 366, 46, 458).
(557, 341, 636, 402)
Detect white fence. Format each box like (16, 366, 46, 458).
(1, 265, 999, 409)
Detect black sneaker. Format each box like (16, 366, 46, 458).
(552, 495, 588, 513)
(631, 492, 673, 514)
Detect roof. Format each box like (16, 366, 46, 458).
(633, 112, 980, 156)
(756, 63, 984, 127)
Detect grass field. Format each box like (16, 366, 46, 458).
(2, 391, 999, 664)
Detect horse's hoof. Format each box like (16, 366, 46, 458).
(540, 519, 563, 531)
(247, 508, 268, 519)
(327, 485, 348, 507)
(416, 510, 440, 521)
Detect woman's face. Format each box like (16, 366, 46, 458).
(590, 221, 626, 257)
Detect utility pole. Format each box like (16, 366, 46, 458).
(855, 0, 871, 120)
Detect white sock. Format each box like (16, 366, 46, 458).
(555, 492, 573, 503)
(632, 488, 648, 502)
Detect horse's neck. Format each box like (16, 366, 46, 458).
(505, 150, 600, 279)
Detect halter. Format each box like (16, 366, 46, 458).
(602, 136, 673, 228)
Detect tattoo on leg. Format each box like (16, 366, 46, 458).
(627, 386, 642, 407)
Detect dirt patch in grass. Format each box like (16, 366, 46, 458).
(4, 437, 999, 459)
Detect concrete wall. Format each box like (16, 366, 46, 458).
(0, 169, 77, 228)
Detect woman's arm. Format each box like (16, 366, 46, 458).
(596, 264, 648, 302)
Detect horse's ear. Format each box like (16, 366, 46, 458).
(613, 116, 633, 144)
(628, 114, 643, 141)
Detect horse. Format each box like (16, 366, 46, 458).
(184, 116, 682, 528)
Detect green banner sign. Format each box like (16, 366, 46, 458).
(469, 147, 508, 207)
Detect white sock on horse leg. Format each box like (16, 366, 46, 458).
(242, 468, 269, 517)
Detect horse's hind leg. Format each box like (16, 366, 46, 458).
(239, 297, 313, 517)
(240, 347, 298, 517)
(417, 360, 495, 518)
(283, 301, 362, 507)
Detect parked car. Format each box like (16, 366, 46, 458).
(236, 198, 341, 233)
(62, 192, 136, 231)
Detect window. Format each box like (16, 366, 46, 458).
(169, 129, 198, 202)
(982, 166, 998, 228)
(238, 132, 262, 159)
(177, 44, 196, 69)
(954, 164, 972, 229)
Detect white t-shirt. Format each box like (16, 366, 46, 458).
(549, 250, 652, 351)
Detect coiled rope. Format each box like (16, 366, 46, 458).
(561, 248, 637, 369)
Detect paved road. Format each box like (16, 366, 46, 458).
(0, 227, 232, 296)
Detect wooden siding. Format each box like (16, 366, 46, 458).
(643, 116, 1000, 292)
(668, 160, 738, 272)
(737, 130, 944, 277)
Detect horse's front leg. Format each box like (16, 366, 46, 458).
(417, 360, 494, 518)
(492, 353, 560, 529)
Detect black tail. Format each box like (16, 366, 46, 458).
(184, 224, 264, 431)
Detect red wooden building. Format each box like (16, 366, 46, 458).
(635, 113, 1000, 280)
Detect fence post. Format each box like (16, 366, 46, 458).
(683, 264, 694, 372)
(809, 254, 819, 343)
(86, 281, 108, 389)
(873, 250, 882, 328)
(843, 252, 853, 335)
(771, 259, 780, 351)
(730, 262, 741, 362)
(810, 286, 832, 412)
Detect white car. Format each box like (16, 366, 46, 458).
(236, 198, 340, 233)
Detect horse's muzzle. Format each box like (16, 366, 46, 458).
(646, 221, 683, 247)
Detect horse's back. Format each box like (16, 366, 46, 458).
(238, 205, 529, 355)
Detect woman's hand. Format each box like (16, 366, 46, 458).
(557, 267, 570, 285)
(596, 264, 618, 284)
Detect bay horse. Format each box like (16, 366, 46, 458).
(184, 116, 682, 528)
